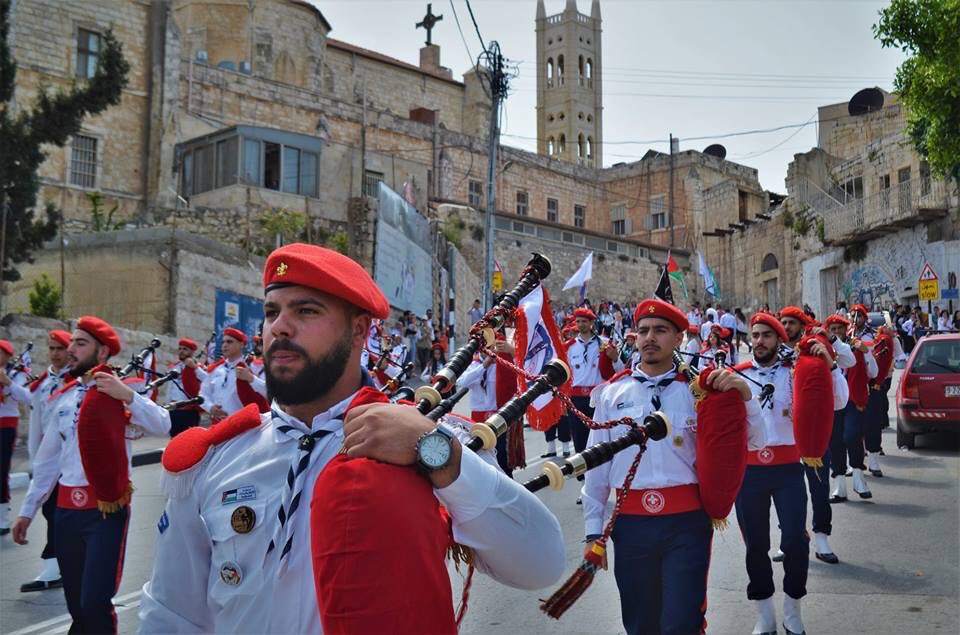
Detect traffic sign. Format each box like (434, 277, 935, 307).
(918, 262, 939, 281)
(918, 262, 940, 301)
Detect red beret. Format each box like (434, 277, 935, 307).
(686, 325, 700, 336)
(76, 316, 121, 357)
(779, 306, 809, 325)
(0, 340, 13, 356)
(264, 243, 389, 320)
(49, 330, 72, 347)
(624, 332, 637, 340)
(850, 304, 868, 316)
(431, 341, 446, 352)
(572, 307, 597, 321)
(178, 338, 198, 351)
(223, 327, 247, 344)
(823, 314, 850, 329)
(751, 313, 788, 342)
(633, 299, 688, 332)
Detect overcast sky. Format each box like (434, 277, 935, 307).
(314, 0, 906, 192)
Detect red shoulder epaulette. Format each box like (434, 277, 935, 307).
(734, 361, 753, 372)
(49, 376, 79, 400)
(167, 361, 179, 369)
(205, 358, 227, 373)
(29, 371, 49, 393)
(609, 368, 632, 384)
(162, 404, 262, 473)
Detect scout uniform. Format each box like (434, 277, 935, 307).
(165, 338, 208, 437)
(199, 328, 268, 421)
(1, 340, 32, 535)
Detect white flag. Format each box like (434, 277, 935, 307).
(563, 253, 594, 291)
(697, 250, 719, 298)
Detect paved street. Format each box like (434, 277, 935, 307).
(2, 370, 958, 634)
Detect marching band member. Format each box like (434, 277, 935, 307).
(1, 339, 33, 537)
(835, 304, 878, 500)
(736, 314, 846, 635)
(20, 330, 71, 592)
(165, 338, 207, 437)
(199, 328, 267, 422)
(614, 332, 640, 372)
(140, 244, 564, 633)
(699, 326, 730, 365)
(853, 306, 888, 476)
(582, 300, 765, 635)
(684, 325, 702, 370)
(11, 318, 171, 633)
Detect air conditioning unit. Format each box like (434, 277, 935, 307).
(239, 61, 252, 74)
(195, 49, 208, 63)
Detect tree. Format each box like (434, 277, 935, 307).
(874, 0, 960, 183)
(28, 273, 62, 319)
(0, 0, 130, 282)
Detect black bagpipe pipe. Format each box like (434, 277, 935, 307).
(6, 341, 37, 381)
(413, 253, 552, 414)
(163, 395, 204, 411)
(116, 338, 162, 378)
(425, 385, 470, 421)
(380, 362, 415, 397)
(388, 386, 416, 403)
(140, 369, 180, 394)
(674, 348, 775, 405)
(523, 410, 671, 492)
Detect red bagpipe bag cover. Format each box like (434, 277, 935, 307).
(871, 333, 894, 389)
(310, 388, 458, 634)
(846, 348, 869, 410)
(694, 368, 747, 525)
(235, 361, 269, 413)
(76, 364, 133, 512)
(793, 334, 835, 466)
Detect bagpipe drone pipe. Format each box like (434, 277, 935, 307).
(77, 338, 162, 513)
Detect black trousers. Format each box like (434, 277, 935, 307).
(41, 483, 59, 560)
(0, 426, 15, 504)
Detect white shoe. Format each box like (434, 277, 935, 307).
(830, 475, 847, 502)
(783, 595, 806, 634)
(852, 468, 873, 499)
(0, 505, 10, 533)
(752, 597, 777, 634)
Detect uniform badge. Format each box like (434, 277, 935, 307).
(782, 408, 791, 418)
(219, 561, 243, 586)
(231, 506, 257, 534)
(673, 435, 684, 447)
(615, 401, 634, 410)
(221, 485, 257, 505)
(276, 262, 288, 277)
(157, 511, 169, 535)
(641, 490, 665, 513)
(758, 447, 775, 464)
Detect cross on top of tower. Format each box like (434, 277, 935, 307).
(416, 3, 443, 46)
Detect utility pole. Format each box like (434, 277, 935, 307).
(481, 42, 507, 311)
(669, 133, 675, 248)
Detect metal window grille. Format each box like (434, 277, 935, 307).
(70, 135, 97, 188)
(547, 198, 558, 223)
(574, 204, 585, 228)
(363, 171, 384, 197)
(516, 191, 528, 216)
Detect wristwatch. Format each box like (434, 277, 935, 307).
(415, 423, 456, 472)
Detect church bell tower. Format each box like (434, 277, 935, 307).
(535, 0, 602, 167)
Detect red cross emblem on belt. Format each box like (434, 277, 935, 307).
(641, 490, 666, 513)
(758, 447, 775, 464)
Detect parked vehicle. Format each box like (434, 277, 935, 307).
(895, 333, 960, 448)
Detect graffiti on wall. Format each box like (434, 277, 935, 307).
(843, 264, 897, 309)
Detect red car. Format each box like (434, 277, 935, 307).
(896, 333, 960, 448)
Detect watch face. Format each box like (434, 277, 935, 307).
(420, 433, 452, 469)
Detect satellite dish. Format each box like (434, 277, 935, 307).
(703, 144, 727, 159)
(848, 88, 884, 116)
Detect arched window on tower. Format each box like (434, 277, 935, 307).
(761, 253, 779, 272)
(578, 56, 585, 86)
(547, 137, 555, 155)
(558, 134, 566, 154)
(578, 133, 585, 158)
(546, 58, 554, 88)
(557, 55, 565, 86)
(586, 58, 593, 87)
(587, 136, 594, 160)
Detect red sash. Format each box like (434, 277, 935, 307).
(747, 444, 801, 466)
(617, 484, 702, 516)
(57, 485, 99, 510)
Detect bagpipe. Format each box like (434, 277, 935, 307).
(78, 338, 162, 513)
(380, 361, 415, 398)
(5, 341, 37, 381)
(791, 332, 836, 466)
(163, 395, 204, 411)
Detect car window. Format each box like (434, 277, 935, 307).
(912, 340, 960, 374)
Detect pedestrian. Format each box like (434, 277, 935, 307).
(468, 298, 484, 324)
(1, 339, 33, 537)
(937, 309, 952, 333)
(165, 338, 207, 437)
(718, 306, 738, 362)
(416, 317, 432, 371)
(138, 243, 564, 632)
(12, 318, 171, 633)
(583, 299, 763, 635)
(735, 308, 750, 352)
(419, 342, 446, 381)
(19, 330, 72, 592)
(851, 304, 886, 478)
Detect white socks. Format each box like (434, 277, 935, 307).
(36, 558, 60, 582)
(867, 451, 881, 471)
(831, 475, 847, 498)
(545, 440, 556, 454)
(814, 532, 832, 555)
(752, 597, 777, 634)
(852, 468, 872, 496)
(0, 504, 10, 530)
(783, 595, 805, 634)
(562, 441, 572, 455)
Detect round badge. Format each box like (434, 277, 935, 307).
(71, 488, 88, 508)
(219, 561, 243, 586)
(672, 435, 684, 447)
(641, 490, 665, 514)
(230, 506, 257, 534)
(758, 447, 775, 464)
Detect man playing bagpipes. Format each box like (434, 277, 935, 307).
(20, 330, 72, 592)
(736, 313, 848, 635)
(139, 244, 565, 634)
(852, 305, 891, 477)
(581, 299, 766, 635)
(1, 339, 33, 537)
(776, 307, 855, 568)
(11, 317, 171, 633)
(199, 327, 268, 422)
(458, 330, 522, 477)
(165, 338, 208, 437)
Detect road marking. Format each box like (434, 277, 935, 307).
(45, 601, 142, 634)
(7, 590, 142, 635)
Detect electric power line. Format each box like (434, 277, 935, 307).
(463, 0, 487, 54)
(447, 0, 474, 68)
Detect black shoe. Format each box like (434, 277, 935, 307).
(845, 468, 853, 477)
(816, 552, 839, 564)
(562, 451, 571, 458)
(784, 623, 806, 635)
(0, 528, 9, 536)
(856, 490, 873, 499)
(869, 469, 883, 477)
(879, 448, 886, 455)
(20, 578, 63, 592)
(771, 551, 785, 563)
(829, 495, 847, 503)
(540, 451, 557, 458)
(575, 496, 582, 505)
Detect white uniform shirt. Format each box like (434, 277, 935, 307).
(719, 312, 737, 332)
(566, 334, 606, 388)
(582, 368, 766, 536)
(200, 358, 267, 416)
(0, 369, 31, 418)
(459, 358, 497, 412)
(851, 329, 879, 379)
(687, 310, 702, 327)
(164, 362, 209, 404)
(27, 366, 69, 462)
(385, 344, 408, 380)
(699, 320, 715, 342)
(19, 382, 171, 519)
(139, 392, 565, 634)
